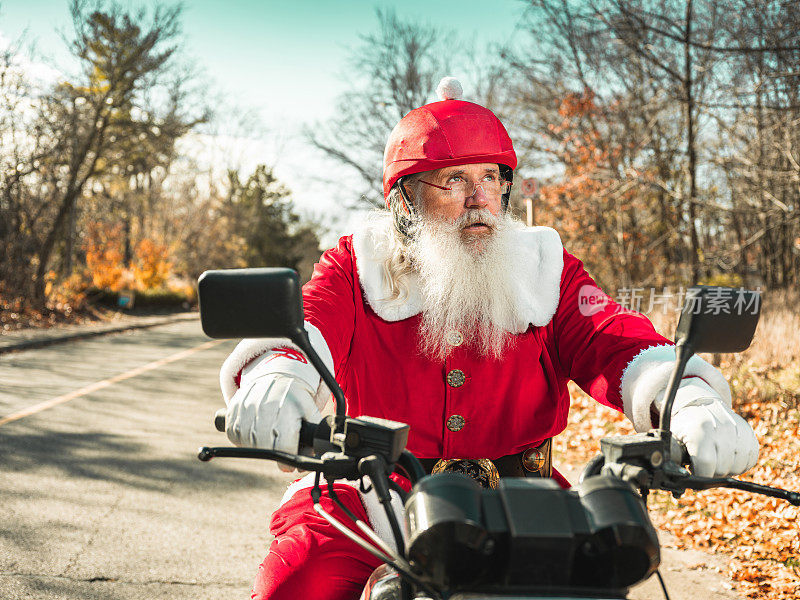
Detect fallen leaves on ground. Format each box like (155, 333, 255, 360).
(555, 378, 800, 600)
(0, 292, 125, 332)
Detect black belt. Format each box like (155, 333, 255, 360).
(416, 438, 552, 489)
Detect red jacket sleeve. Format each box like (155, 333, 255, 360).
(551, 250, 671, 412)
(301, 237, 357, 376)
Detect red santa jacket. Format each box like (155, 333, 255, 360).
(220, 221, 733, 465)
(300, 230, 673, 460)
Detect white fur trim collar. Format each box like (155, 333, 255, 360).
(351, 218, 564, 328)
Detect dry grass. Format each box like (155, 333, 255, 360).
(738, 290, 800, 371)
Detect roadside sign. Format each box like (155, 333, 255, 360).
(521, 178, 537, 197)
(118, 290, 135, 310)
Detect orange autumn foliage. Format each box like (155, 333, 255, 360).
(84, 223, 127, 291)
(83, 223, 172, 292)
(536, 89, 660, 287)
(132, 238, 171, 290)
(557, 88, 599, 119)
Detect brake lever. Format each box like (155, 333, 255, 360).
(197, 446, 363, 480)
(677, 474, 800, 506)
(659, 439, 800, 505)
(600, 433, 799, 505)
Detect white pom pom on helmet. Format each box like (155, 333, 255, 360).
(435, 77, 463, 101)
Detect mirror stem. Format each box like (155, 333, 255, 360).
(658, 340, 693, 462)
(291, 327, 347, 435)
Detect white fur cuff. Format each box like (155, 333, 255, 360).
(620, 344, 732, 432)
(219, 321, 334, 402)
(280, 472, 406, 554)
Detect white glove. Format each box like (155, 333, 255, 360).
(219, 323, 335, 473)
(657, 378, 758, 478)
(225, 340, 331, 476)
(225, 371, 321, 454)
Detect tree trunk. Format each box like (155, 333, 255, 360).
(731, 207, 747, 279)
(684, 0, 702, 284)
(124, 204, 132, 266)
(33, 184, 82, 302)
(32, 100, 112, 302)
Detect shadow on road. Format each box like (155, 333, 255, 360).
(103, 327, 207, 350)
(0, 422, 273, 494)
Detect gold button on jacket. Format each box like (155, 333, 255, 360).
(446, 369, 465, 387)
(446, 414, 465, 432)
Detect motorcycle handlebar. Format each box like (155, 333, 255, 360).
(213, 408, 317, 450)
(206, 412, 797, 506)
(214, 408, 225, 432)
(580, 437, 692, 484)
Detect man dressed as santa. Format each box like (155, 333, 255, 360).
(218, 77, 759, 600)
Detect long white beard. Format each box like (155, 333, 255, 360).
(407, 208, 526, 361)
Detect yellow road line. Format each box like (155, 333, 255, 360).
(0, 339, 224, 427)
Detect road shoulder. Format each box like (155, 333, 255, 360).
(0, 312, 198, 354)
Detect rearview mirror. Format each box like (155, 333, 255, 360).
(197, 267, 348, 428)
(197, 268, 305, 340)
(674, 286, 760, 353)
(658, 285, 761, 443)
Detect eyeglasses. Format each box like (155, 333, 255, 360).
(419, 177, 512, 201)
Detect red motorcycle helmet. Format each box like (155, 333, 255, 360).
(382, 77, 517, 204)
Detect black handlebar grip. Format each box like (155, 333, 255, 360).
(213, 409, 317, 451)
(677, 439, 692, 467)
(214, 408, 226, 432)
(299, 419, 316, 449)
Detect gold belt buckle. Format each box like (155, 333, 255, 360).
(431, 458, 500, 489)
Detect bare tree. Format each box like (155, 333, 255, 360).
(27, 0, 184, 301)
(498, 0, 695, 286)
(0, 36, 60, 297)
(502, 0, 800, 289)
(305, 9, 452, 207)
(710, 0, 800, 288)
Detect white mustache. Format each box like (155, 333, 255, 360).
(455, 208, 500, 229)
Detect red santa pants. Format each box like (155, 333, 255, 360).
(252, 471, 571, 600)
(251, 482, 384, 600)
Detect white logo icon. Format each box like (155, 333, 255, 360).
(578, 285, 611, 316)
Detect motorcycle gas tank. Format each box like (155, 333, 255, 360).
(359, 565, 627, 600)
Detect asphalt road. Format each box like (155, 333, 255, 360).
(0, 319, 743, 599)
(0, 319, 297, 599)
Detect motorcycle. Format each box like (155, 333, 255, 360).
(195, 268, 799, 600)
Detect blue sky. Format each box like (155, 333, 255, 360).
(0, 0, 531, 239)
